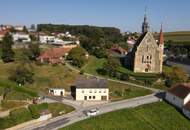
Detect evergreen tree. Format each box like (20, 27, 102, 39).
(1, 33, 15, 63)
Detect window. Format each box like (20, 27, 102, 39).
(94, 90, 97, 93)
(99, 90, 101, 93)
(89, 96, 91, 99)
(82, 90, 84, 93)
(93, 96, 95, 99)
(89, 90, 92, 93)
(104, 90, 106, 93)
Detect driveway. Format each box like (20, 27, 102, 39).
(20, 93, 162, 130)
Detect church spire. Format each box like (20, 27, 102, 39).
(159, 24, 164, 45)
(142, 6, 149, 34)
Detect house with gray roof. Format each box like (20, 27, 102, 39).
(75, 78, 109, 101)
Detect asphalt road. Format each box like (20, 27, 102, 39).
(21, 93, 161, 130)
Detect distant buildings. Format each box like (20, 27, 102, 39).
(39, 35, 56, 44)
(75, 78, 109, 101)
(12, 33, 31, 42)
(165, 83, 190, 119)
(14, 26, 24, 31)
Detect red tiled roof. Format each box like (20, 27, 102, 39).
(168, 83, 190, 99)
(110, 45, 127, 54)
(38, 47, 72, 59)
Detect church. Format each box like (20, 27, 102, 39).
(125, 12, 164, 73)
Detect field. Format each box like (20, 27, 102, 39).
(154, 31, 190, 42)
(61, 101, 190, 130)
(108, 81, 152, 101)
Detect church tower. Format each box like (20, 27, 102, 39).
(159, 24, 164, 73)
(142, 7, 149, 34)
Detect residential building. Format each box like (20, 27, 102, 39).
(12, 33, 31, 42)
(125, 12, 164, 73)
(39, 35, 55, 44)
(165, 83, 190, 119)
(14, 26, 24, 31)
(49, 88, 65, 96)
(37, 46, 75, 64)
(75, 78, 109, 101)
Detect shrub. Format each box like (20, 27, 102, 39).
(9, 108, 33, 125)
(28, 105, 40, 119)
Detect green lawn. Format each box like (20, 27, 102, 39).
(82, 56, 107, 75)
(61, 101, 190, 130)
(48, 103, 75, 117)
(108, 81, 152, 101)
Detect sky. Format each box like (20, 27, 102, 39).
(0, 0, 190, 32)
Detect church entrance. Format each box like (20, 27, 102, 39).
(145, 68, 149, 72)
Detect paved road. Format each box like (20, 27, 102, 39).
(21, 93, 161, 130)
(65, 63, 160, 92)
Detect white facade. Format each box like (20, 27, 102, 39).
(39, 35, 55, 44)
(49, 88, 65, 96)
(76, 88, 109, 101)
(12, 33, 31, 42)
(14, 26, 24, 31)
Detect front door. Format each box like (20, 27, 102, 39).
(101, 96, 107, 101)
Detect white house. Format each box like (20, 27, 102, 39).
(49, 88, 65, 96)
(39, 35, 55, 44)
(14, 26, 24, 31)
(12, 33, 31, 42)
(75, 78, 109, 101)
(165, 83, 190, 119)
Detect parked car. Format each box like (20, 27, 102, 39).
(86, 108, 100, 116)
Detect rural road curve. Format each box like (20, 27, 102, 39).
(20, 93, 162, 130)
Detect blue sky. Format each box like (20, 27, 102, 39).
(0, 0, 190, 32)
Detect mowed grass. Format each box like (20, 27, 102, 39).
(82, 56, 107, 75)
(61, 101, 190, 130)
(108, 81, 152, 101)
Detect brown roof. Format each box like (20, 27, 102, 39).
(75, 78, 108, 89)
(168, 83, 190, 99)
(184, 101, 190, 111)
(38, 47, 72, 59)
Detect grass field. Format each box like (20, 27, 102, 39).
(82, 56, 107, 75)
(61, 101, 190, 130)
(108, 81, 152, 101)
(154, 31, 190, 42)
